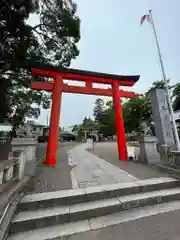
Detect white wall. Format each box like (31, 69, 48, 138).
(0, 125, 12, 132)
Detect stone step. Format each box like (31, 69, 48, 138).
(8, 200, 180, 240)
(10, 187, 180, 233)
(18, 177, 179, 211)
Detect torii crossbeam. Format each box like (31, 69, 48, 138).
(30, 63, 140, 166)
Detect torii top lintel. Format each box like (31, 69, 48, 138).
(31, 63, 140, 87)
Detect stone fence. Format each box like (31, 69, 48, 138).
(127, 136, 180, 166)
(0, 138, 37, 195)
(127, 141, 139, 147)
(0, 152, 25, 189)
(166, 150, 180, 167)
(0, 138, 37, 240)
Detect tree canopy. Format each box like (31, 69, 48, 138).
(0, 0, 81, 136)
(73, 80, 180, 138)
(172, 84, 180, 111)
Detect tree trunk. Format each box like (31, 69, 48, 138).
(10, 124, 17, 139)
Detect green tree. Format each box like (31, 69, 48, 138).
(123, 94, 151, 133)
(123, 80, 171, 134)
(93, 99, 115, 136)
(172, 84, 180, 111)
(72, 124, 78, 132)
(9, 73, 50, 137)
(72, 117, 98, 139)
(84, 80, 174, 137)
(93, 98, 105, 121)
(0, 0, 39, 121)
(81, 117, 97, 131)
(0, 0, 81, 135)
(99, 108, 115, 136)
(146, 79, 171, 97)
(82, 117, 88, 126)
(31, 0, 80, 66)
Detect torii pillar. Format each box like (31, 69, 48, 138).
(46, 75, 62, 165)
(30, 62, 140, 166)
(112, 81, 127, 160)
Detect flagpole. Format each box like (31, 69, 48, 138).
(148, 10, 180, 151)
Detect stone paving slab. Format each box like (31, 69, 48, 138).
(8, 220, 91, 240)
(29, 140, 172, 195)
(30, 141, 168, 194)
(88, 142, 168, 180)
(30, 142, 140, 194)
(65, 207, 180, 240)
(67, 144, 137, 189)
(9, 200, 180, 240)
(19, 177, 178, 211)
(13, 183, 180, 235)
(30, 143, 74, 193)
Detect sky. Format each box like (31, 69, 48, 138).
(29, 0, 180, 128)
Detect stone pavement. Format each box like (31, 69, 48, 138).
(30, 142, 78, 193)
(89, 142, 168, 180)
(65, 208, 180, 240)
(67, 144, 137, 188)
(31, 142, 140, 193)
(30, 141, 168, 193)
(35, 143, 47, 163)
(19, 142, 180, 240)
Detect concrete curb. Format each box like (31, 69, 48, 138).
(156, 164, 180, 179)
(17, 177, 178, 211)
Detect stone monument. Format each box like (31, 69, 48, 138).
(150, 88, 174, 146)
(138, 120, 160, 164)
(150, 88, 175, 163)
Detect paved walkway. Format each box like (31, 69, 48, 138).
(30, 142, 167, 193)
(30, 143, 139, 193)
(67, 144, 137, 188)
(65, 208, 180, 240)
(30, 143, 76, 193)
(25, 142, 177, 240)
(88, 142, 168, 180)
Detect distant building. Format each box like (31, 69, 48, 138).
(0, 123, 12, 143)
(0, 123, 12, 132)
(17, 120, 47, 138)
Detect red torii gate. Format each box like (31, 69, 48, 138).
(30, 63, 140, 166)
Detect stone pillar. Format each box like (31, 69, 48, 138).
(150, 88, 174, 146)
(139, 136, 160, 164)
(150, 88, 175, 162)
(84, 131, 88, 141)
(11, 138, 37, 176)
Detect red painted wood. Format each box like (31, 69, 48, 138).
(31, 81, 136, 98)
(32, 81, 53, 91)
(31, 68, 136, 86)
(86, 81, 93, 88)
(112, 81, 127, 161)
(31, 67, 138, 166)
(45, 75, 62, 166)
